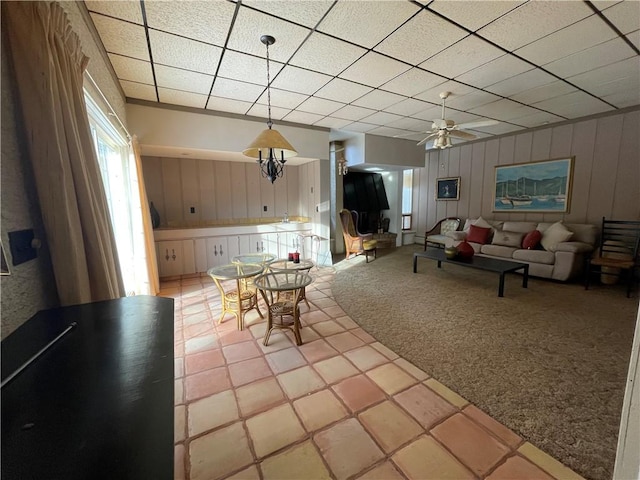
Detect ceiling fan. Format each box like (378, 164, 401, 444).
(395, 91, 499, 149)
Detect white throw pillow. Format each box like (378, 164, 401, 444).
(473, 217, 493, 229)
(540, 222, 573, 252)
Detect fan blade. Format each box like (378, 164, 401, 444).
(455, 119, 499, 129)
(448, 130, 477, 140)
(416, 132, 439, 147)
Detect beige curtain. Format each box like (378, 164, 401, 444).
(132, 136, 160, 295)
(2, 1, 125, 305)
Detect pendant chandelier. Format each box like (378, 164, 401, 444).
(242, 35, 297, 183)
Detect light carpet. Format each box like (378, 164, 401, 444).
(331, 246, 638, 480)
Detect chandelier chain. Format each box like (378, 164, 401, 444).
(265, 40, 272, 129)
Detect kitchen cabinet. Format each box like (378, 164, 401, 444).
(157, 240, 195, 277)
(154, 223, 313, 278)
(206, 236, 229, 267)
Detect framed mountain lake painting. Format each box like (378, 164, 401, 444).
(493, 157, 574, 213)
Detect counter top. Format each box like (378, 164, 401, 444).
(154, 222, 312, 240)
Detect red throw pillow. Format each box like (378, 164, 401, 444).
(466, 225, 491, 244)
(457, 241, 475, 258)
(522, 230, 542, 250)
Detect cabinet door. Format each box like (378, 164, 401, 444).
(237, 234, 251, 255)
(226, 235, 242, 260)
(249, 234, 266, 253)
(157, 240, 184, 278)
(194, 238, 208, 273)
(206, 236, 230, 267)
(182, 239, 196, 274)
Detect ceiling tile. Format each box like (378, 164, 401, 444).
(342, 121, 378, 133)
(469, 99, 541, 121)
(477, 1, 592, 51)
(628, 29, 640, 50)
(85, 0, 143, 24)
(120, 80, 156, 101)
(567, 58, 640, 95)
(90, 14, 149, 61)
(533, 91, 613, 118)
(154, 65, 214, 95)
(108, 53, 154, 84)
(375, 10, 467, 65)
(411, 105, 444, 122)
(206, 96, 253, 115)
(367, 126, 414, 138)
(217, 50, 284, 86)
(443, 90, 501, 111)
(228, 6, 311, 63)
(211, 78, 264, 103)
(385, 98, 432, 116)
(428, 1, 525, 32)
(149, 30, 222, 75)
(257, 88, 309, 109)
(317, 1, 420, 48)
(514, 15, 617, 65)
(144, 1, 235, 46)
(485, 69, 558, 97)
(289, 32, 366, 76)
(600, 89, 640, 109)
(246, 103, 290, 121)
(339, 52, 411, 88)
(590, 1, 623, 13)
(271, 66, 332, 95)
(315, 78, 373, 103)
(361, 111, 404, 126)
(352, 90, 406, 110)
(283, 110, 325, 125)
(332, 105, 377, 122)
(414, 80, 476, 103)
(467, 122, 522, 135)
(158, 88, 207, 109)
(313, 117, 354, 129)
(297, 97, 345, 116)
(386, 117, 433, 132)
(600, 1, 640, 34)
(380, 68, 447, 97)
(455, 54, 533, 88)
(543, 37, 636, 78)
(510, 81, 578, 104)
(420, 36, 504, 79)
(509, 111, 565, 128)
(241, 0, 333, 28)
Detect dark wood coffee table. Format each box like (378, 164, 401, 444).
(413, 249, 529, 297)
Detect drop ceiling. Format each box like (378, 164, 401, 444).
(85, 0, 640, 152)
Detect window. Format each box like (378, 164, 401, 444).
(401, 169, 413, 230)
(85, 91, 150, 296)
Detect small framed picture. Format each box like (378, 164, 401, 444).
(436, 177, 460, 201)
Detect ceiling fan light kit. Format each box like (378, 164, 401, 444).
(242, 35, 297, 184)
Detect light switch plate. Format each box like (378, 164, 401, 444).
(8, 229, 37, 266)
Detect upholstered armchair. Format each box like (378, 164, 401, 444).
(424, 217, 461, 250)
(339, 209, 377, 260)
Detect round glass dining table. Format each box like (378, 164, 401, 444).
(207, 263, 264, 330)
(269, 259, 314, 308)
(253, 271, 313, 346)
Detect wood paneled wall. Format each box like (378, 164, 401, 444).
(142, 156, 303, 228)
(414, 109, 640, 235)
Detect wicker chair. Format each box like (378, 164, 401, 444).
(339, 209, 377, 262)
(424, 217, 461, 250)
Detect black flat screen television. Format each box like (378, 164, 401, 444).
(343, 172, 389, 232)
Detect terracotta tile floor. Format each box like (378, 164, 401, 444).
(165, 263, 585, 480)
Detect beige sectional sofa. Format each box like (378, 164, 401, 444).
(446, 218, 598, 281)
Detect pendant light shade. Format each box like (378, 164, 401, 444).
(243, 35, 297, 183)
